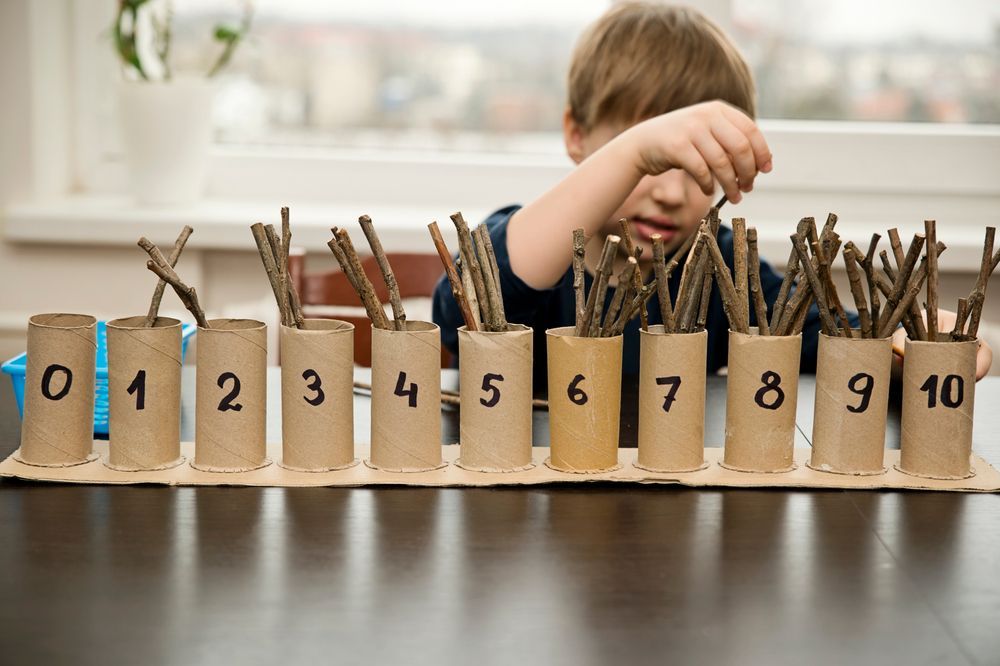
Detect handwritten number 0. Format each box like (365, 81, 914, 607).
(40, 364, 73, 401)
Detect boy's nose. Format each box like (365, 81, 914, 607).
(647, 171, 686, 207)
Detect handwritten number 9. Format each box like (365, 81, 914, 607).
(753, 371, 785, 410)
(302, 369, 325, 406)
(480, 373, 504, 408)
(40, 364, 73, 401)
(846, 372, 874, 413)
(567, 374, 588, 406)
(217, 372, 243, 412)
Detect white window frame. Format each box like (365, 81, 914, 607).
(12, 0, 1000, 268)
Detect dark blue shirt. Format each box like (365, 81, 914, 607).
(432, 205, 852, 390)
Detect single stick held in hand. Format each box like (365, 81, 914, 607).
(843, 247, 872, 339)
(359, 214, 406, 331)
(144, 260, 209, 329)
(141, 226, 193, 327)
(925, 220, 939, 341)
(587, 235, 620, 337)
(451, 212, 490, 328)
(966, 226, 997, 339)
(746, 227, 770, 335)
(651, 234, 676, 332)
(572, 228, 587, 333)
(731, 217, 749, 330)
(332, 227, 392, 330)
(703, 231, 747, 334)
(428, 221, 477, 331)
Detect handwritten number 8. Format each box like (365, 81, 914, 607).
(753, 371, 785, 410)
(846, 372, 874, 413)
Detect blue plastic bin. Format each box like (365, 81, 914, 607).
(1, 320, 196, 436)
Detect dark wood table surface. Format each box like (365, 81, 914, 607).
(1, 369, 998, 666)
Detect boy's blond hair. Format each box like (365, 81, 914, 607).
(568, 2, 756, 131)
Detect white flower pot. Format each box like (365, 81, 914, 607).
(119, 78, 215, 205)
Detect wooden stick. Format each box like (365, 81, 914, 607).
(333, 228, 391, 330)
(746, 227, 770, 335)
(609, 278, 656, 336)
(600, 257, 636, 336)
(572, 228, 587, 333)
(676, 234, 708, 332)
(772, 218, 821, 335)
(731, 217, 749, 331)
(250, 223, 292, 327)
(451, 212, 490, 328)
(703, 231, 747, 334)
(879, 255, 933, 339)
(474, 224, 507, 331)
(428, 221, 478, 331)
(815, 236, 853, 338)
(663, 226, 700, 279)
(630, 258, 648, 331)
(878, 250, 921, 340)
(587, 235, 620, 337)
(144, 260, 209, 328)
(843, 246, 872, 338)
(863, 234, 881, 336)
(951, 297, 969, 339)
(966, 226, 997, 339)
(479, 226, 508, 329)
(651, 234, 675, 332)
(280, 207, 294, 321)
(925, 220, 938, 341)
(791, 233, 838, 336)
(456, 257, 481, 329)
(768, 246, 798, 334)
(262, 224, 292, 326)
(141, 226, 193, 327)
(358, 215, 405, 331)
(877, 233, 925, 336)
(695, 261, 714, 332)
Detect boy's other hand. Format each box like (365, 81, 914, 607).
(625, 100, 772, 204)
(890, 309, 994, 381)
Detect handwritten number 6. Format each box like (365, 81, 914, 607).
(567, 374, 588, 406)
(217, 372, 243, 412)
(302, 369, 325, 406)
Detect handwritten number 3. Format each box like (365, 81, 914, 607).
(302, 369, 325, 406)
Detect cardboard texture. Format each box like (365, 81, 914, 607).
(723, 329, 801, 473)
(810, 333, 892, 475)
(15, 314, 98, 467)
(899, 337, 978, 479)
(637, 327, 708, 472)
(546, 326, 623, 473)
(279, 320, 357, 472)
(2, 442, 997, 492)
(193, 319, 269, 472)
(369, 320, 444, 472)
(456, 324, 534, 472)
(106, 316, 183, 471)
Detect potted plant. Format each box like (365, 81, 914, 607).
(112, 0, 253, 205)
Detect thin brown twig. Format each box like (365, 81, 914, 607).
(144, 260, 209, 328)
(572, 228, 587, 333)
(746, 227, 770, 335)
(428, 221, 478, 331)
(141, 226, 193, 327)
(651, 233, 675, 332)
(333, 227, 391, 330)
(359, 214, 405, 331)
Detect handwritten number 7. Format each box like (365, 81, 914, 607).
(655, 376, 682, 412)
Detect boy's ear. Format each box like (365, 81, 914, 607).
(563, 107, 587, 165)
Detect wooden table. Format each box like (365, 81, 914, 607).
(1, 370, 998, 665)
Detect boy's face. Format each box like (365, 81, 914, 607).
(565, 117, 714, 259)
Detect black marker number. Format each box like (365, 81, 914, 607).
(656, 376, 682, 412)
(217, 372, 243, 412)
(846, 372, 874, 414)
(127, 369, 147, 410)
(40, 364, 73, 401)
(567, 374, 588, 406)
(302, 369, 325, 406)
(480, 373, 504, 408)
(394, 371, 418, 408)
(919, 374, 964, 409)
(753, 370, 785, 410)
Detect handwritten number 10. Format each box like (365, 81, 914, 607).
(919, 374, 964, 409)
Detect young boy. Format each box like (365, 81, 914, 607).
(432, 2, 992, 388)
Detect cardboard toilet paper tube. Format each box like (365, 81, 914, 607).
(809, 332, 891, 475)
(368, 320, 444, 472)
(546, 326, 623, 473)
(193, 319, 270, 472)
(722, 328, 801, 473)
(636, 327, 708, 473)
(280, 320, 357, 472)
(16, 314, 98, 467)
(106, 316, 183, 471)
(456, 324, 533, 472)
(898, 336, 977, 479)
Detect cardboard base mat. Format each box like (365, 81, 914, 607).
(1, 441, 998, 492)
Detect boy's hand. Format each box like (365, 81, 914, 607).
(625, 100, 772, 204)
(890, 309, 994, 380)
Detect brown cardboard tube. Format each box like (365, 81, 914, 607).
(192, 319, 270, 472)
(279, 320, 358, 472)
(898, 336, 977, 479)
(722, 328, 801, 473)
(636, 327, 708, 473)
(105, 316, 184, 471)
(808, 332, 891, 475)
(368, 320, 445, 472)
(16, 314, 98, 467)
(545, 326, 623, 473)
(456, 324, 534, 472)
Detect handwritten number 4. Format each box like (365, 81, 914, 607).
(394, 371, 418, 408)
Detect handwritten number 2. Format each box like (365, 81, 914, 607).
(217, 372, 243, 412)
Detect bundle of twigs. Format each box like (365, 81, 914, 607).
(138, 231, 209, 329)
(427, 212, 508, 332)
(250, 207, 305, 329)
(326, 215, 404, 330)
(138, 225, 192, 326)
(945, 225, 997, 341)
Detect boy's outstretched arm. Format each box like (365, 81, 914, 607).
(506, 100, 773, 289)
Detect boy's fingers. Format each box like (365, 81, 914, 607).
(693, 133, 741, 203)
(674, 141, 716, 197)
(710, 118, 757, 192)
(720, 105, 773, 172)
